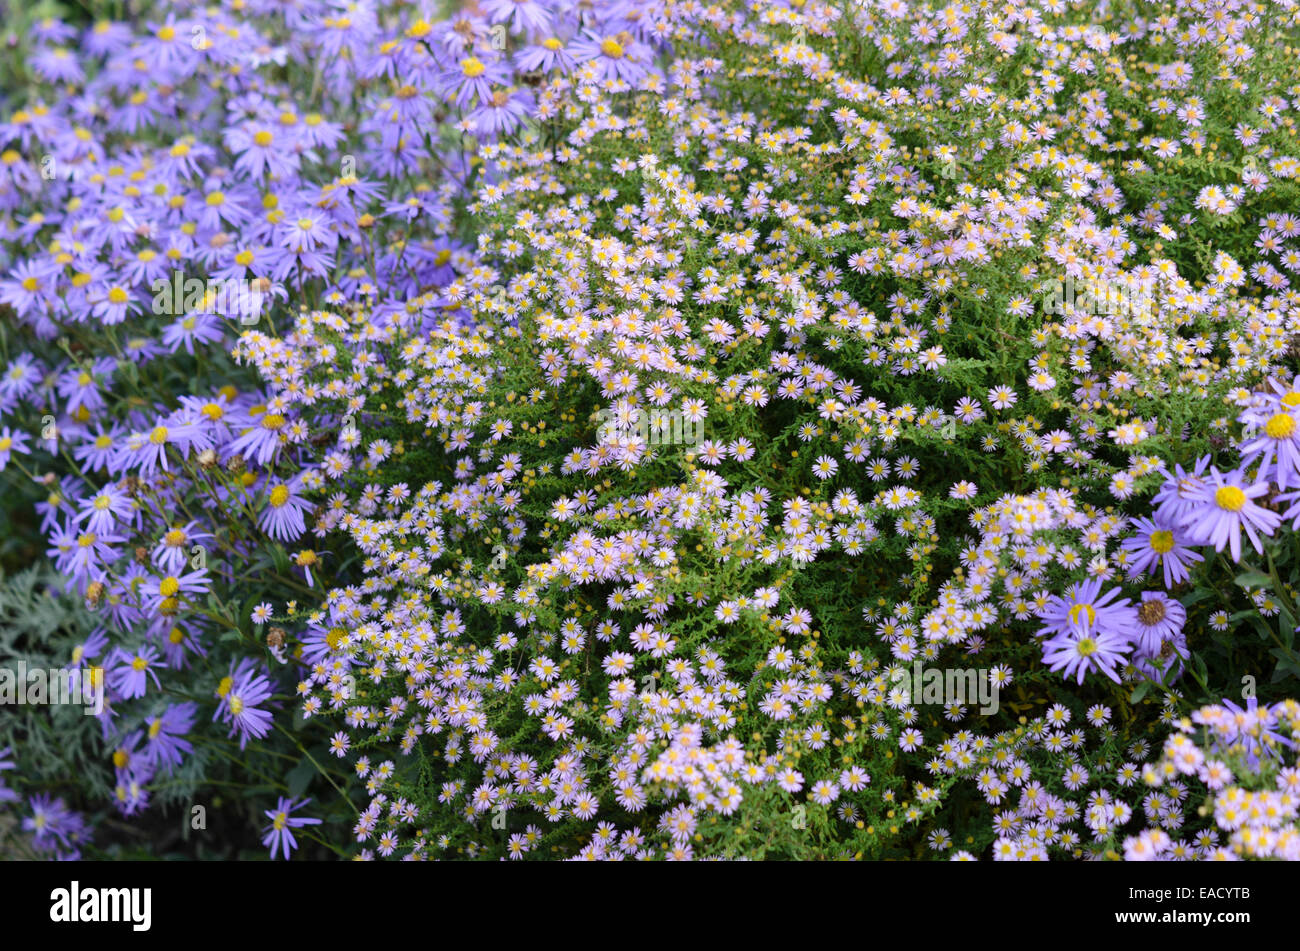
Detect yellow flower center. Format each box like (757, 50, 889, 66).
(216, 675, 233, 697)
(1149, 530, 1175, 554)
(131, 656, 149, 671)
(543, 37, 563, 50)
(1076, 637, 1098, 657)
(269, 485, 291, 507)
(601, 37, 625, 58)
(254, 130, 273, 147)
(158, 576, 180, 598)
(1068, 603, 1096, 627)
(113, 749, 130, 768)
(461, 56, 486, 77)
(1265, 413, 1296, 440)
(262, 413, 286, 430)
(1215, 486, 1246, 512)
(157, 25, 175, 41)
(108, 287, 128, 304)
(164, 528, 186, 546)
(150, 425, 169, 444)
(78, 533, 96, 548)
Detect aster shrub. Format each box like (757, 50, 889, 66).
(4, 0, 1300, 862)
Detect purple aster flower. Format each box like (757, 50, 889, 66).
(143, 702, 197, 772)
(1238, 403, 1300, 488)
(113, 773, 151, 818)
(1180, 466, 1280, 562)
(225, 121, 302, 181)
(30, 46, 84, 85)
(1036, 578, 1138, 643)
(1151, 454, 1213, 526)
(481, 0, 555, 37)
(23, 794, 88, 856)
(65, 628, 109, 671)
(262, 796, 321, 859)
(299, 621, 350, 666)
(151, 521, 215, 576)
(106, 645, 163, 700)
(223, 406, 291, 466)
(1131, 590, 1187, 656)
(437, 53, 512, 108)
(259, 475, 315, 542)
(56, 357, 115, 416)
(469, 88, 536, 137)
(89, 282, 144, 325)
(0, 426, 32, 471)
(1121, 515, 1203, 588)
(53, 523, 125, 586)
(73, 483, 136, 536)
(162, 313, 225, 355)
(278, 205, 339, 254)
(0, 259, 60, 320)
(1042, 626, 1131, 684)
(114, 415, 203, 476)
(1, 353, 44, 400)
(82, 20, 134, 57)
(160, 618, 208, 668)
(214, 659, 275, 749)
(514, 37, 578, 74)
(570, 30, 654, 85)
(111, 733, 155, 788)
(141, 568, 212, 616)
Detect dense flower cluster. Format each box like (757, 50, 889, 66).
(1122, 697, 1300, 860)
(3, 0, 1300, 860)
